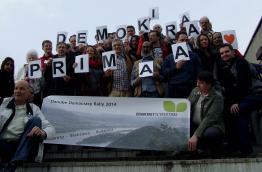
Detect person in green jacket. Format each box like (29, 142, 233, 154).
(188, 71, 224, 155)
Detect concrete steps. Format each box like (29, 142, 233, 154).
(17, 158, 262, 172)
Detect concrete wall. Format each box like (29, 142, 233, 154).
(18, 158, 262, 172)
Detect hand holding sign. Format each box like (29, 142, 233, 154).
(171, 42, 190, 63)
(139, 61, 154, 78)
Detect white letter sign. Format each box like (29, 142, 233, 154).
(74, 54, 89, 73)
(172, 42, 190, 63)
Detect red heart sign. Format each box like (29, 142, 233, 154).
(224, 34, 235, 44)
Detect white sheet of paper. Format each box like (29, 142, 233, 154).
(139, 61, 154, 78)
(52, 57, 66, 78)
(57, 31, 68, 43)
(76, 30, 88, 46)
(165, 21, 177, 39)
(102, 50, 117, 71)
(116, 25, 127, 40)
(172, 42, 190, 63)
(221, 30, 238, 49)
(138, 16, 150, 32)
(149, 7, 159, 20)
(184, 20, 200, 39)
(28, 60, 42, 79)
(179, 12, 190, 25)
(96, 25, 108, 41)
(74, 54, 89, 73)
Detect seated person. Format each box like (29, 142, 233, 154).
(188, 71, 224, 155)
(0, 80, 55, 172)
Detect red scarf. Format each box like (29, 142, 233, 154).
(89, 59, 102, 69)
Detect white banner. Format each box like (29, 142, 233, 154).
(42, 96, 190, 151)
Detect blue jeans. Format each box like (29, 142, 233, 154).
(0, 116, 43, 163)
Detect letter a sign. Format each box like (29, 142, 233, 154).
(171, 42, 190, 63)
(139, 61, 153, 77)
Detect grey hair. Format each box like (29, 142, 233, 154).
(26, 49, 38, 62)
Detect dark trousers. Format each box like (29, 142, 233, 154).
(236, 94, 262, 154)
(191, 124, 224, 154)
(167, 84, 194, 98)
(0, 116, 43, 163)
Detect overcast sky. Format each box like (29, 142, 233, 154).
(0, 0, 261, 74)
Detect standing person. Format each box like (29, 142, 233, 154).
(131, 41, 164, 97)
(16, 50, 44, 108)
(217, 44, 262, 157)
(43, 42, 75, 96)
(40, 40, 53, 72)
(0, 80, 55, 172)
(104, 39, 133, 97)
(199, 16, 213, 39)
(188, 71, 224, 156)
(195, 33, 218, 73)
(0, 57, 15, 99)
(69, 34, 77, 53)
(162, 31, 202, 98)
(74, 46, 104, 96)
(127, 25, 136, 38)
(126, 35, 140, 61)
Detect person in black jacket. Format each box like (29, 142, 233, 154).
(217, 43, 262, 157)
(0, 57, 15, 98)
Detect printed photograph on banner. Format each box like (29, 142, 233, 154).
(57, 31, 68, 43)
(102, 50, 117, 71)
(74, 54, 89, 73)
(116, 25, 127, 40)
(179, 12, 190, 26)
(165, 21, 177, 39)
(96, 25, 108, 41)
(138, 16, 150, 32)
(172, 42, 190, 63)
(52, 57, 66, 78)
(28, 60, 42, 79)
(139, 61, 154, 78)
(42, 96, 190, 151)
(221, 30, 238, 49)
(184, 20, 200, 39)
(149, 7, 159, 20)
(76, 30, 88, 46)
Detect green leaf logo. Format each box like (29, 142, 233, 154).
(163, 101, 176, 112)
(176, 102, 187, 112)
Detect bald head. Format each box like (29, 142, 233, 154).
(199, 16, 211, 31)
(14, 80, 31, 105)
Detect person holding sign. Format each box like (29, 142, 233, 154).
(162, 31, 202, 98)
(104, 39, 133, 97)
(188, 71, 224, 156)
(16, 50, 44, 108)
(73, 46, 104, 96)
(43, 42, 75, 96)
(131, 41, 164, 97)
(212, 32, 243, 59)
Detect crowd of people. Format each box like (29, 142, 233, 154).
(1, 15, 262, 171)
